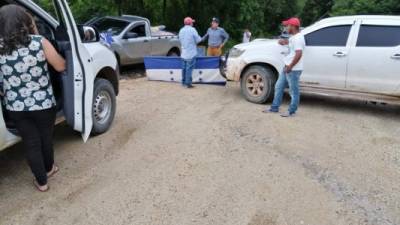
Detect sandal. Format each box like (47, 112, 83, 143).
(47, 165, 59, 178)
(33, 180, 49, 192)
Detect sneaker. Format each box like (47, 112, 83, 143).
(280, 112, 296, 117)
(186, 85, 195, 89)
(262, 108, 279, 113)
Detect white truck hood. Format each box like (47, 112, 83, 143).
(233, 39, 280, 51)
(227, 38, 286, 82)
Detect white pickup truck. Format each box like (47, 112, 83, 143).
(0, 0, 119, 151)
(226, 16, 400, 105)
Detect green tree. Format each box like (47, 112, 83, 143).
(33, 0, 400, 45)
(69, 0, 118, 22)
(331, 0, 400, 15)
(301, 0, 334, 25)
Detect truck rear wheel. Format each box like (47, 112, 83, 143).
(167, 49, 180, 57)
(240, 65, 276, 104)
(92, 78, 116, 135)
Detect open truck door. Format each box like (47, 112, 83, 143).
(0, 0, 118, 152)
(55, 0, 94, 142)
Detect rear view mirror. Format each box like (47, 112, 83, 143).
(123, 32, 139, 39)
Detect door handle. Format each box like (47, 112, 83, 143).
(391, 53, 400, 59)
(333, 51, 347, 57)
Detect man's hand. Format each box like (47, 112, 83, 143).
(278, 39, 289, 46)
(285, 50, 303, 74)
(284, 65, 292, 74)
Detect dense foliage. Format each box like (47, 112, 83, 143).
(33, 0, 400, 44)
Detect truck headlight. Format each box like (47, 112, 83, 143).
(229, 48, 245, 58)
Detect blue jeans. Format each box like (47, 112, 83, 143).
(270, 70, 302, 114)
(182, 58, 196, 86)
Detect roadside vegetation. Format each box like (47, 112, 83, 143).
(35, 0, 400, 45)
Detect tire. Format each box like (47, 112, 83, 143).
(115, 53, 121, 67)
(91, 78, 116, 135)
(219, 55, 227, 79)
(240, 65, 276, 104)
(167, 49, 180, 57)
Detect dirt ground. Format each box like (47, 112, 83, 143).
(0, 75, 399, 225)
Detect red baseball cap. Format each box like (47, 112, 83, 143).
(282, 17, 301, 27)
(184, 17, 195, 25)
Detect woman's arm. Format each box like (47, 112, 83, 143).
(42, 38, 66, 72)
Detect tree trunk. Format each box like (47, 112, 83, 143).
(114, 0, 122, 15)
(163, 0, 167, 21)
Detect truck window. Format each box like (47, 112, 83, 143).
(305, 25, 351, 47)
(357, 25, 400, 47)
(130, 24, 147, 37)
(93, 18, 129, 35)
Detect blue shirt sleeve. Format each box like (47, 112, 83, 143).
(221, 28, 229, 45)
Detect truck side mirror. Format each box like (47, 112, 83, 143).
(79, 25, 100, 43)
(123, 32, 139, 39)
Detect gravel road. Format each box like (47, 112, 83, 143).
(0, 77, 399, 225)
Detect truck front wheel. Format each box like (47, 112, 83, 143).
(92, 78, 117, 135)
(240, 65, 276, 104)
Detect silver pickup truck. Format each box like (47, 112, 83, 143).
(87, 15, 181, 66)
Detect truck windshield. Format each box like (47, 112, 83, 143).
(92, 18, 129, 35)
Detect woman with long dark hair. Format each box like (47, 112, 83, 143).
(0, 5, 66, 192)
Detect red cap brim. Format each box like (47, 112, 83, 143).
(282, 18, 301, 27)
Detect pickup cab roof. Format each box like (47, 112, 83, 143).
(314, 15, 400, 26)
(121, 15, 150, 23)
(87, 15, 150, 25)
(302, 15, 400, 34)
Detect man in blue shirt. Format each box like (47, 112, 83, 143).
(178, 17, 202, 88)
(202, 18, 229, 56)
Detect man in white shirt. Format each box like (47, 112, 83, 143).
(242, 29, 251, 43)
(264, 17, 305, 117)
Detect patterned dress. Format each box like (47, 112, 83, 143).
(0, 35, 56, 111)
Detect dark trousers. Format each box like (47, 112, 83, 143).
(8, 108, 57, 186)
